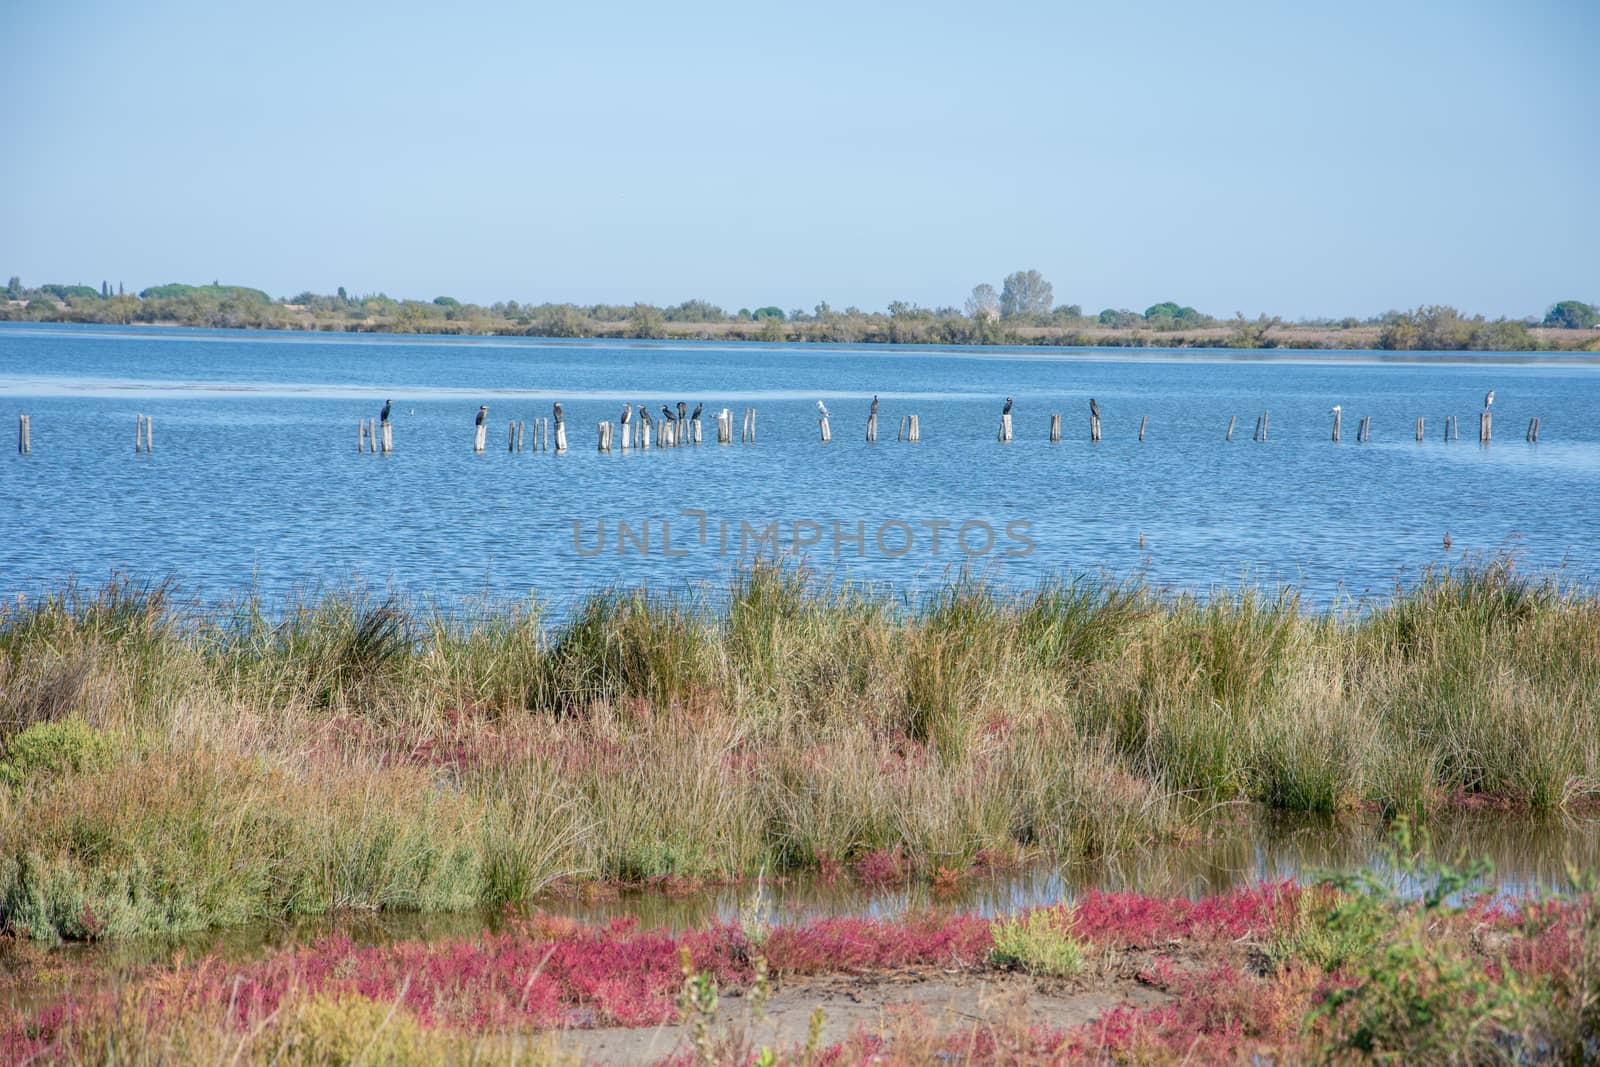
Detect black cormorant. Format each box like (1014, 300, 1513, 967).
(677, 401, 687, 422)
(870, 395, 879, 416)
(1089, 398, 1100, 419)
(475, 405, 488, 427)
(690, 402, 703, 421)
(552, 402, 564, 423)
(1002, 396, 1013, 415)
(380, 399, 392, 423)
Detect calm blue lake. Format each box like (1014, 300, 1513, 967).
(3, 323, 1598, 611)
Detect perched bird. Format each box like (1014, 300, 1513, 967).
(661, 405, 675, 423)
(1484, 390, 1495, 409)
(620, 402, 632, 425)
(1330, 405, 1342, 414)
(475, 404, 488, 427)
(870, 395, 880, 416)
(1002, 396, 1013, 415)
(677, 401, 688, 422)
(552, 402, 563, 424)
(639, 405, 652, 426)
(1089, 398, 1100, 419)
(816, 400, 831, 418)
(690, 402, 703, 421)
(380, 399, 392, 423)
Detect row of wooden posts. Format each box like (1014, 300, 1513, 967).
(12, 408, 1540, 455)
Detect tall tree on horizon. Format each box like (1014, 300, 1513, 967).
(1000, 270, 1053, 318)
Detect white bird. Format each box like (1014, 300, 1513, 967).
(1484, 390, 1495, 408)
(816, 400, 830, 418)
(1330, 405, 1341, 413)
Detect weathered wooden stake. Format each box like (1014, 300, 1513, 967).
(358, 419, 365, 452)
(1252, 415, 1262, 442)
(748, 408, 757, 443)
(1526, 416, 1538, 443)
(146, 416, 152, 453)
(717, 409, 731, 444)
(1480, 410, 1492, 443)
(1532, 417, 1541, 443)
(137, 414, 145, 453)
(997, 412, 1013, 442)
(1416, 417, 1424, 442)
(1049, 413, 1061, 443)
(474, 422, 486, 452)
(1332, 409, 1342, 443)
(18, 414, 30, 455)
(907, 414, 920, 442)
(509, 422, 516, 452)
(897, 415, 906, 442)
(866, 413, 878, 443)
(819, 415, 831, 442)
(1139, 415, 1147, 442)
(693, 418, 702, 444)
(598, 421, 611, 452)
(381, 421, 392, 453)
(555, 421, 568, 453)
(1226, 415, 1237, 442)
(1261, 411, 1268, 441)
(1090, 414, 1101, 443)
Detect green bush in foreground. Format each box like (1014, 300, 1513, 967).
(0, 718, 110, 788)
(989, 908, 1084, 977)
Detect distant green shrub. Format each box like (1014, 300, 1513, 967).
(0, 718, 110, 788)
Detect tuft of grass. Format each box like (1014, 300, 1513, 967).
(989, 907, 1085, 977)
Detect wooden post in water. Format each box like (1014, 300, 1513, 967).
(693, 417, 702, 444)
(1479, 410, 1492, 443)
(907, 414, 920, 442)
(358, 419, 365, 453)
(897, 415, 906, 442)
(1090, 413, 1101, 443)
(381, 420, 393, 453)
(1356, 416, 1366, 443)
(1332, 408, 1342, 443)
(1139, 415, 1147, 442)
(474, 421, 486, 453)
(555, 420, 568, 454)
(866, 413, 878, 443)
(819, 414, 831, 442)
(1252, 415, 1261, 442)
(1416, 417, 1424, 442)
(508, 422, 516, 452)
(516, 421, 524, 453)
(748, 408, 757, 443)
(1226, 415, 1237, 442)
(717, 409, 731, 444)
(997, 412, 1013, 442)
(1261, 411, 1268, 441)
(145, 415, 152, 453)
(598, 421, 612, 452)
(1049, 413, 1061, 443)
(18, 414, 29, 455)
(136, 414, 144, 453)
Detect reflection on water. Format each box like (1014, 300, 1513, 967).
(28, 809, 1599, 977)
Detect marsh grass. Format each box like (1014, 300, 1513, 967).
(1, 558, 1597, 940)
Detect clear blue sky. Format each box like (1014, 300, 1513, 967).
(4, 0, 1596, 319)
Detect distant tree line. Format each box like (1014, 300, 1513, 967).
(2, 273, 1595, 351)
